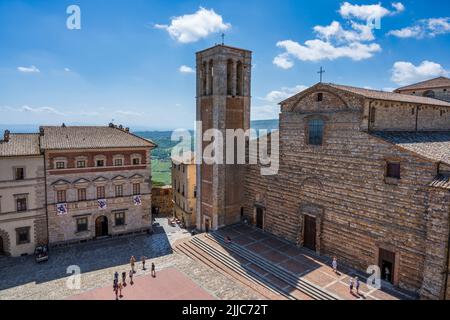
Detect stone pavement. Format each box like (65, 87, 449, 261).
(214, 224, 415, 300)
(68, 268, 215, 300)
(0, 218, 262, 300)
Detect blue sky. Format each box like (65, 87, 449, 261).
(0, 0, 449, 130)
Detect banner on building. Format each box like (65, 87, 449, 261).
(56, 203, 68, 215)
(98, 199, 107, 210)
(133, 195, 142, 206)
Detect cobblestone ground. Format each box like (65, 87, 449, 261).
(0, 218, 262, 300)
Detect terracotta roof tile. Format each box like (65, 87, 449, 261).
(372, 131, 450, 165)
(40, 126, 156, 150)
(326, 83, 450, 107)
(0, 134, 41, 157)
(394, 77, 450, 92)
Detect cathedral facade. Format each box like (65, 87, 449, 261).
(196, 45, 450, 300)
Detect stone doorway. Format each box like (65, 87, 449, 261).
(303, 215, 316, 251)
(379, 248, 395, 284)
(95, 216, 109, 238)
(255, 207, 264, 230)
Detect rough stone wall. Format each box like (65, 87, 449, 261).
(245, 86, 450, 297)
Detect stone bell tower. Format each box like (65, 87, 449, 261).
(195, 44, 252, 231)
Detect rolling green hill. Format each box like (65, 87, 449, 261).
(135, 119, 278, 186)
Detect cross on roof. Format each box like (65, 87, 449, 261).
(221, 33, 225, 45)
(318, 67, 325, 83)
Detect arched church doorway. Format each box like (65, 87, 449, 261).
(95, 216, 109, 238)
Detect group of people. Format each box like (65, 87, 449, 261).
(331, 256, 362, 297)
(113, 255, 156, 300)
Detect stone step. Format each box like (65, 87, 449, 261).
(175, 241, 290, 300)
(204, 232, 340, 300)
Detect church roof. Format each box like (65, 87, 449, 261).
(40, 125, 156, 150)
(326, 83, 450, 107)
(0, 133, 41, 157)
(280, 82, 450, 107)
(371, 131, 450, 165)
(394, 77, 450, 92)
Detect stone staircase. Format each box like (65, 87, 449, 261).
(174, 232, 340, 300)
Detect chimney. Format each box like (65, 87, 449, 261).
(118, 125, 123, 130)
(125, 127, 130, 132)
(3, 130, 10, 142)
(109, 122, 114, 128)
(39, 126, 44, 136)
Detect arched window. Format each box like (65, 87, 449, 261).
(208, 60, 214, 95)
(308, 119, 324, 146)
(202, 61, 207, 96)
(236, 61, 243, 96)
(227, 59, 233, 96)
(423, 90, 435, 98)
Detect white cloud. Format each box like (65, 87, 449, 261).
(274, 39, 381, 64)
(314, 21, 375, 43)
(64, 68, 71, 72)
(155, 7, 231, 43)
(339, 2, 390, 20)
(17, 65, 40, 73)
(114, 110, 142, 117)
(252, 105, 280, 120)
(391, 60, 449, 85)
(338, 2, 403, 20)
(392, 2, 405, 13)
(21, 105, 63, 115)
(388, 17, 450, 39)
(179, 65, 195, 73)
(260, 85, 308, 103)
(273, 54, 294, 69)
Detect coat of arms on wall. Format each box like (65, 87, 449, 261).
(98, 199, 107, 210)
(133, 195, 142, 206)
(56, 203, 68, 215)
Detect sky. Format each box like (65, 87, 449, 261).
(0, 0, 449, 131)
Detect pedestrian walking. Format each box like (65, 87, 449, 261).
(332, 256, 338, 273)
(349, 277, 354, 294)
(129, 269, 134, 285)
(118, 282, 123, 298)
(114, 283, 119, 300)
(151, 262, 156, 278)
(122, 271, 127, 286)
(114, 271, 119, 282)
(355, 277, 360, 295)
(130, 255, 136, 273)
(142, 256, 146, 270)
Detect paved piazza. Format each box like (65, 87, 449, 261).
(0, 218, 263, 300)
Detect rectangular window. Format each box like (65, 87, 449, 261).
(57, 190, 67, 203)
(77, 160, 86, 168)
(133, 183, 140, 195)
(97, 186, 105, 199)
(16, 197, 27, 212)
(132, 158, 140, 165)
(15, 167, 25, 180)
(56, 161, 65, 169)
(386, 162, 401, 179)
(115, 212, 125, 226)
(16, 227, 30, 245)
(96, 160, 105, 167)
(308, 119, 324, 146)
(77, 188, 87, 201)
(115, 185, 123, 197)
(194, 186, 197, 198)
(317, 93, 323, 102)
(76, 217, 88, 232)
(114, 159, 123, 166)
